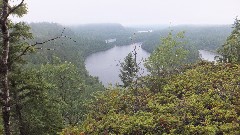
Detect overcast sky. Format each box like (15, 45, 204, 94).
(13, 0, 240, 26)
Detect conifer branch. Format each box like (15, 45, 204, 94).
(2, 0, 25, 21)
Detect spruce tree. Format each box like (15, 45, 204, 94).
(119, 53, 138, 87)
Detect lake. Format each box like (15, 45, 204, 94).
(85, 45, 220, 86)
(85, 43, 150, 86)
(198, 50, 222, 62)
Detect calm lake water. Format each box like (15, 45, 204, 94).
(198, 50, 222, 62)
(85, 46, 220, 86)
(85, 43, 150, 86)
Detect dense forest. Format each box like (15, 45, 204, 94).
(0, 0, 240, 135)
(140, 25, 232, 52)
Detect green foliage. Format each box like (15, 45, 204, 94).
(10, 68, 63, 135)
(0, 20, 105, 134)
(9, 58, 104, 134)
(63, 62, 240, 134)
(164, 62, 240, 134)
(58, 126, 84, 135)
(39, 59, 86, 126)
(12, 3, 28, 17)
(8, 21, 33, 65)
(145, 31, 188, 76)
(119, 53, 138, 87)
(218, 17, 240, 63)
(0, 5, 235, 134)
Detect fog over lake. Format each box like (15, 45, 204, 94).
(85, 43, 150, 86)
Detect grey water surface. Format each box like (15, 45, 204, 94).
(198, 50, 222, 62)
(86, 46, 220, 86)
(85, 43, 150, 86)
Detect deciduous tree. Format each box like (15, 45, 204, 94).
(145, 31, 188, 76)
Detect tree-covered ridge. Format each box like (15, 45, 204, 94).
(31, 22, 232, 63)
(71, 23, 135, 46)
(27, 22, 111, 60)
(140, 25, 232, 53)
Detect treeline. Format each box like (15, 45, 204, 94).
(71, 23, 232, 64)
(71, 23, 136, 46)
(127, 25, 232, 63)
(140, 25, 232, 52)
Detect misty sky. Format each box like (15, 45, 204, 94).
(14, 0, 240, 25)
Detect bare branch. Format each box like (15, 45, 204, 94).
(10, 36, 61, 64)
(61, 28, 66, 36)
(9, 28, 77, 65)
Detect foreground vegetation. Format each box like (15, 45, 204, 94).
(63, 62, 240, 134)
(0, 0, 239, 134)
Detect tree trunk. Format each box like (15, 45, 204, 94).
(0, 0, 11, 135)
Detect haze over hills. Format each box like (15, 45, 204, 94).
(19, 0, 240, 25)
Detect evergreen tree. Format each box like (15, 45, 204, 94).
(119, 53, 138, 87)
(218, 17, 240, 63)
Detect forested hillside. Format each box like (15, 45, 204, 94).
(71, 23, 135, 46)
(71, 23, 232, 63)
(29, 22, 112, 59)
(0, 21, 107, 134)
(140, 25, 232, 52)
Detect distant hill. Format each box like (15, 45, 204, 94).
(27, 22, 111, 64)
(28, 23, 233, 64)
(70, 23, 135, 45)
(72, 23, 125, 32)
(140, 25, 232, 52)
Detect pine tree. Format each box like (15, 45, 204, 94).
(119, 53, 138, 87)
